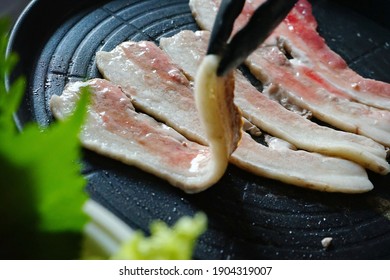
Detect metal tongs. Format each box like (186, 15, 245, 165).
(207, 0, 298, 76)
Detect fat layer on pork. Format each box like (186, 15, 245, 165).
(96, 41, 374, 193)
(189, 0, 390, 147)
(160, 30, 389, 175)
(50, 78, 236, 193)
(268, 0, 390, 111)
(190, 0, 390, 111)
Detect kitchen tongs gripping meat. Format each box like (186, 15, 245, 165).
(208, 0, 298, 76)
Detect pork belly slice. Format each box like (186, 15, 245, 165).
(247, 46, 390, 147)
(96, 41, 373, 193)
(194, 54, 243, 169)
(269, 0, 390, 111)
(189, 0, 259, 37)
(50, 78, 232, 193)
(190, 0, 390, 110)
(190, 0, 390, 146)
(96, 41, 205, 145)
(232, 133, 373, 193)
(160, 30, 389, 175)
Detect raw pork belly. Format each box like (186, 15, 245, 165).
(160, 30, 389, 175)
(189, 0, 390, 146)
(96, 41, 374, 193)
(50, 79, 235, 193)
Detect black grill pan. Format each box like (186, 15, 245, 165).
(7, 0, 390, 259)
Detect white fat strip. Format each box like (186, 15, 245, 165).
(96, 40, 374, 193)
(159, 30, 389, 175)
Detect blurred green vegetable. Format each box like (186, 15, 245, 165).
(0, 18, 23, 135)
(0, 17, 88, 259)
(111, 213, 207, 260)
(0, 16, 206, 260)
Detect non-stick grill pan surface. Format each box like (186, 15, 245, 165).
(7, 0, 390, 259)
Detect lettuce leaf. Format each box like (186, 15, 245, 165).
(111, 213, 207, 260)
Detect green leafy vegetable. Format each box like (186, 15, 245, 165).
(0, 17, 89, 258)
(111, 213, 207, 260)
(0, 16, 207, 260)
(0, 18, 24, 136)
(9, 90, 89, 232)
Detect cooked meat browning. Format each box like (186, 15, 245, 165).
(96, 41, 374, 193)
(160, 30, 389, 175)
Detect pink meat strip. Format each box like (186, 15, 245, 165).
(96, 40, 374, 193)
(269, 0, 390, 110)
(159, 30, 389, 174)
(191, 0, 390, 110)
(247, 46, 390, 147)
(190, 0, 390, 147)
(50, 78, 231, 193)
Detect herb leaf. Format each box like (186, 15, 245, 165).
(0, 17, 89, 258)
